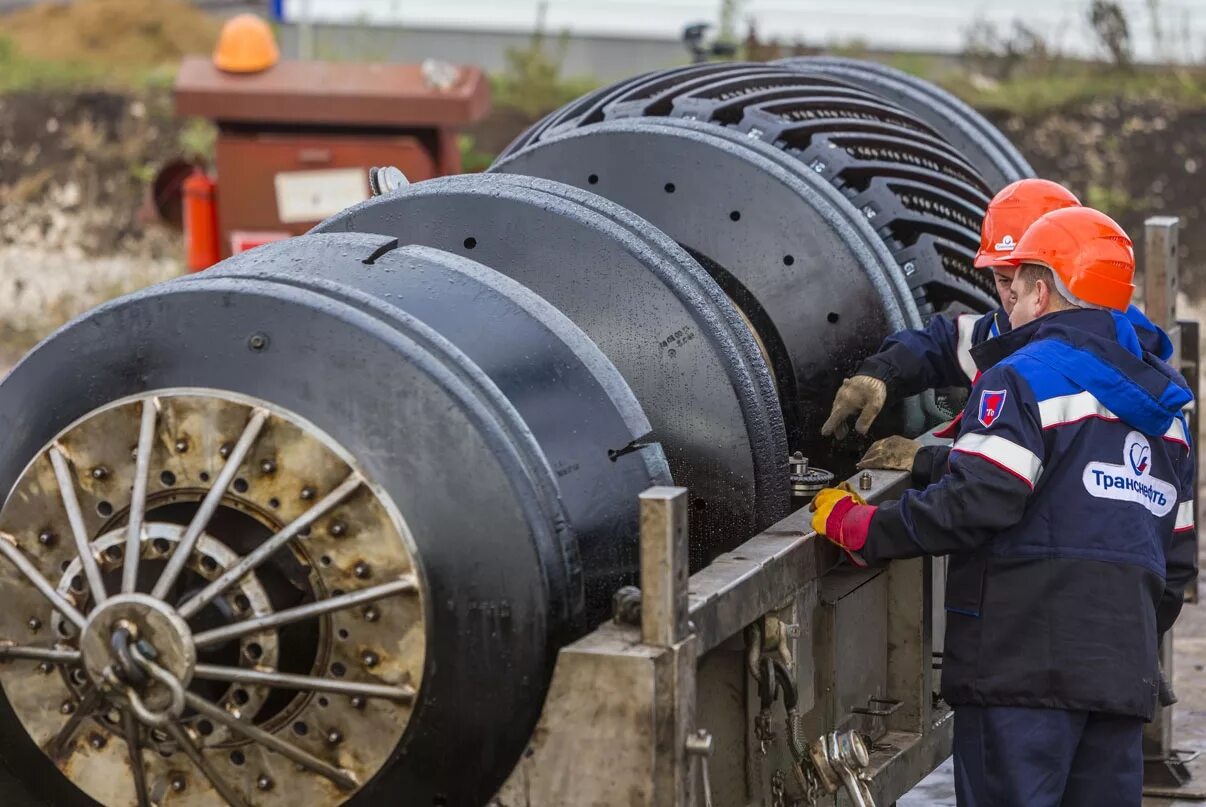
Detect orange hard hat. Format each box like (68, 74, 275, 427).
(213, 14, 279, 74)
(1000, 207, 1135, 311)
(975, 178, 1081, 268)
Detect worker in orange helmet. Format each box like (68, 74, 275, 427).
(811, 206, 1197, 806)
(821, 179, 1173, 480)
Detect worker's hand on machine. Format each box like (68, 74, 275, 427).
(820, 375, 888, 440)
(809, 483, 875, 567)
(856, 435, 922, 472)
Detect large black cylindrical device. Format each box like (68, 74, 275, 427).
(0, 60, 1028, 806)
(488, 61, 1016, 463)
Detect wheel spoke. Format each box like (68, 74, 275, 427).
(193, 576, 417, 649)
(184, 692, 358, 791)
(123, 398, 159, 594)
(164, 722, 249, 807)
(151, 408, 268, 600)
(0, 532, 87, 630)
(178, 473, 363, 620)
(122, 709, 152, 807)
(194, 663, 415, 702)
(0, 643, 80, 664)
(49, 446, 107, 605)
(44, 687, 102, 762)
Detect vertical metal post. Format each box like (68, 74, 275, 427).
(886, 556, 933, 734)
(1142, 216, 1194, 792)
(1178, 319, 1200, 604)
(638, 486, 695, 807)
(639, 487, 690, 647)
(1144, 216, 1182, 363)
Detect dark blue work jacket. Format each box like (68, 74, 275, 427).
(862, 309, 1196, 719)
(858, 305, 1175, 484)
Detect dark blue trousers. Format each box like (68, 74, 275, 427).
(953, 705, 1143, 807)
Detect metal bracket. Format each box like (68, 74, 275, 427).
(851, 697, 903, 718)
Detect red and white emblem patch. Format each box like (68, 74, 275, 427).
(977, 389, 1008, 428)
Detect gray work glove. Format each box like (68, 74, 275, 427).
(857, 436, 922, 472)
(821, 375, 888, 440)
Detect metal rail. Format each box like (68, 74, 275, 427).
(687, 467, 913, 655)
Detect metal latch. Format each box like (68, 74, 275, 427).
(851, 697, 902, 718)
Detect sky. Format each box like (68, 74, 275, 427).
(279, 0, 1205, 60)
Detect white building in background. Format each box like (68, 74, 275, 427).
(280, 0, 1203, 58)
(273, 0, 1205, 76)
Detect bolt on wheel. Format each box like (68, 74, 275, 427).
(0, 391, 425, 806)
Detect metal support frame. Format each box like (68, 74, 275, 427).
(1179, 318, 1199, 606)
(1141, 215, 1202, 795)
(492, 487, 698, 807)
(492, 467, 953, 806)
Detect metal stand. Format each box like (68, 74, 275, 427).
(1142, 216, 1202, 797)
(492, 464, 956, 807)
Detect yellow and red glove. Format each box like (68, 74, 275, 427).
(809, 484, 876, 567)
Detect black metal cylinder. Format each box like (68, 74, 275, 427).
(313, 173, 789, 567)
(0, 232, 667, 806)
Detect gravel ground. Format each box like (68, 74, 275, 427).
(0, 243, 180, 369)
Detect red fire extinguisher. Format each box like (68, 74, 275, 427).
(183, 168, 220, 272)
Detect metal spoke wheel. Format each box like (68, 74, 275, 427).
(0, 391, 425, 806)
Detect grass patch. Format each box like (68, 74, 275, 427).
(861, 48, 1206, 115)
(940, 64, 1206, 114)
(0, 36, 99, 92)
(458, 135, 496, 174)
(0, 34, 186, 92)
(489, 30, 600, 120)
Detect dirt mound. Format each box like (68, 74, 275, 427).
(0, 86, 187, 357)
(0, 0, 219, 73)
(982, 97, 1206, 298)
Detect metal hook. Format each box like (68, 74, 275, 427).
(120, 643, 186, 726)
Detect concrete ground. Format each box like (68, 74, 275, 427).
(900, 543, 1206, 806)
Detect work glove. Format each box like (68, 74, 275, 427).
(820, 375, 888, 441)
(809, 483, 877, 567)
(857, 435, 922, 472)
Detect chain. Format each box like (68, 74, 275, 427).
(770, 769, 786, 807)
(755, 655, 778, 755)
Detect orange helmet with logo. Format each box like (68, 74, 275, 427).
(975, 178, 1081, 268)
(1000, 207, 1135, 311)
(213, 14, 280, 74)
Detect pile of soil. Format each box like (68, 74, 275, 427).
(0, 0, 218, 73)
(0, 87, 187, 361)
(983, 98, 1206, 297)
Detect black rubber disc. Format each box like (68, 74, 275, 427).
(214, 233, 672, 630)
(493, 118, 941, 468)
(313, 174, 789, 566)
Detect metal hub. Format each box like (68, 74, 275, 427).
(80, 592, 196, 702)
(0, 391, 426, 806)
